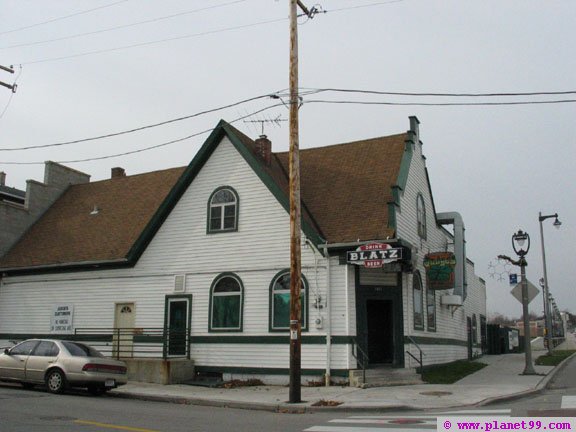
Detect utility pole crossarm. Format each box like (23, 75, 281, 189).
(296, 0, 311, 16)
(0, 64, 14, 74)
(0, 64, 17, 93)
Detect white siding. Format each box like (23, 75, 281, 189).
(0, 136, 335, 375)
(396, 130, 486, 366)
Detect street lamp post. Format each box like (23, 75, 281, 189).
(499, 229, 537, 375)
(538, 212, 561, 354)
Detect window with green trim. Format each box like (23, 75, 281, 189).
(208, 187, 238, 233)
(270, 271, 307, 331)
(210, 274, 243, 331)
(413, 271, 424, 330)
(417, 193, 427, 239)
(427, 287, 436, 331)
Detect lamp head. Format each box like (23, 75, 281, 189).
(553, 217, 562, 229)
(512, 229, 530, 257)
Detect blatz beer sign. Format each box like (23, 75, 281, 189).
(347, 243, 403, 268)
(423, 252, 456, 290)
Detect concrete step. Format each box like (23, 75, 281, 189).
(350, 367, 423, 388)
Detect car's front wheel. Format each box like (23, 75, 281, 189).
(45, 369, 67, 394)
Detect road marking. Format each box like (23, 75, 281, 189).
(74, 420, 160, 432)
(561, 396, 576, 409)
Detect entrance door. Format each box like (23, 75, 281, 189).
(366, 299, 394, 364)
(165, 296, 191, 357)
(114, 303, 135, 358)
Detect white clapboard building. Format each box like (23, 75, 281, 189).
(0, 117, 486, 385)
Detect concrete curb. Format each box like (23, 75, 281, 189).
(474, 352, 576, 407)
(109, 355, 575, 413)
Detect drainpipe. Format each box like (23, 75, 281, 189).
(324, 247, 331, 386)
(436, 212, 467, 298)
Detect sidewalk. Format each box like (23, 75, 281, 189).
(109, 354, 560, 412)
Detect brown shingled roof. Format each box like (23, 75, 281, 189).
(0, 122, 409, 272)
(0, 167, 185, 270)
(275, 133, 407, 243)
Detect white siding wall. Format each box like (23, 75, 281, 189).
(396, 131, 487, 366)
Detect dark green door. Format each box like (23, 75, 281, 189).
(166, 297, 190, 357)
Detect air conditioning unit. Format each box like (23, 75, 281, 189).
(174, 275, 186, 293)
(441, 295, 462, 306)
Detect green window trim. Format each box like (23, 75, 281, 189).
(209, 273, 244, 332)
(413, 271, 424, 330)
(269, 269, 308, 332)
(417, 193, 427, 240)
(207, 186, 239, 234)
(426, 286, 436, 332)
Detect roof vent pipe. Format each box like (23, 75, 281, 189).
(437, 212, 467, 299)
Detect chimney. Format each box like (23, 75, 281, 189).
(0, 172, 5, 186)
(111, 167, 126, 179)
(254, 135, 272, 166)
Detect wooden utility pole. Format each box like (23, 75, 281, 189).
(288, 0, 310, 404)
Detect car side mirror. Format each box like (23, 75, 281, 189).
(4, 348, 11, 355)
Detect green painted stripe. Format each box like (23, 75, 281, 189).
(0, 333, 113, 342)
(404, 335, 468, 347)
(0, 334, 355, 345)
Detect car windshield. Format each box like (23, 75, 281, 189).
(62, 341, 103, 358)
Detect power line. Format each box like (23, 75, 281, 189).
(305, 98, 576, 107)
(325, 0, 405, 13)
(300, 87, 576, 98)
(0, 93, 277, 151)
(20, 16, 288, 65)
(16, 0, 405, 65)
(0, 0, 247, 51)
(0, 0, 130, 36)
(0, 103, 285, 165)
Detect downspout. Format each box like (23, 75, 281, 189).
(436, 212, 467, 298)
(324, 247, 331, 386)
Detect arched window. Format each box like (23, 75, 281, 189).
(209, 274, 243, 331)
(413, 271, 424, 330)
(208, 187, 239, 233)
(269, 270, 308, 332)
(417, 193, 427, 239)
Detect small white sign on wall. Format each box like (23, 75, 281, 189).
(50, 304, 74, 334)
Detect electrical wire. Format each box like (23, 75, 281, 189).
(0, 93, 277, 151)
(20, 16, 287, 65)
(0, 0, 130, 36)
(0, 0, 247, 51)
(325, 0, 405, 14)
(0, 103, 285, 165)
(304, 98, 576, 107)
(300, 87, 576, 98)
(14, 0, 408, 64)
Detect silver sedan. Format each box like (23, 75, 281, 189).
(0, 339, 127, 395)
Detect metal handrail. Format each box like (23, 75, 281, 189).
(351, 337, 369, 384)
(74, 327, 190, 360)
(406, 335, 425, 378)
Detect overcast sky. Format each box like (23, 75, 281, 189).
(0, 0, 574, 319)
